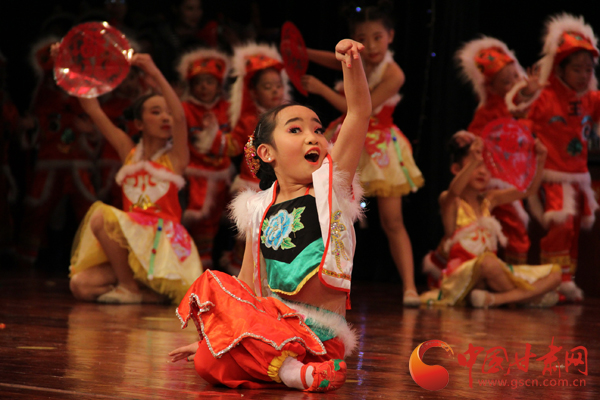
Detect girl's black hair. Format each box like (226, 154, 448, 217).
(448, 134, 472, 166)
(558, 49, 596, 70)
(249, 67, 280, 90)
(130, 92, 159, 121)
(344, 0, 395, 35)
(252, 102, 317, 190)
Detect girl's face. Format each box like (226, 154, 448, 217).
(250, 69, 284, 110)
(136, 96, 173, 140)
(488, 63, 520, 97)
(558, 51, 595, 93)
(178, 0, 202, 28)
(263, 105, 328, 184)
(461, 152, 491, 192)
(190, 73, 220, 103)
(353, 20, 394, 66)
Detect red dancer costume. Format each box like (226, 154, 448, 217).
(17, 38, 98, 265)
(177, 156, 362, 390)
(507, 14, 600, 300)
(70, 142, 203, 303)
(177, 49, 234, 269)
(456, 37, 531, 264)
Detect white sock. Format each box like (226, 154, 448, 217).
(278, 357, 314, 389)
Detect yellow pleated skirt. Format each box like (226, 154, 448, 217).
(70, 201, 203, 304)
(420, 253, 560, 306)
(358, 127, 424, 198)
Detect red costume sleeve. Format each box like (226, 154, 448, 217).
(209, 113, 257, 157)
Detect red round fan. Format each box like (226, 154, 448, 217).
(280, 21, 308, 96)
(481, 117, 537, 192)
(54, 21, 132, 98)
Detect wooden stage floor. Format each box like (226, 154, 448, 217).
(0, 275, 598, 399)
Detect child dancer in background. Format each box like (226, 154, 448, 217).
(17, 37, 98, 266)
(216, 43, 292, 274)
(69, 53, 203, 304)
(301, 3, 424, 306)
(170, 39, 370, 392)
(420, 132, 561, 307)
(455, 37, 531, 265)
(507, 14, 600, 301)
(177, 48, 233, 269)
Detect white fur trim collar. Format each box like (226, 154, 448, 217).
(115, 141, 185, 189)
(228, 158, 364, 237)
(274, 296, 358, 358)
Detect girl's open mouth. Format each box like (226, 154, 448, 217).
(304, 148, 320, 163)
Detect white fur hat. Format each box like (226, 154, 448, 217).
(176, 47, 231, 85)
(455, 36, 526, 107)
(228, 42, 292, 127)
(537, 13, 599, 89)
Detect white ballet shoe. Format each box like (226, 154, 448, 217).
(470, 289, 495, 308)
(523, 290, 559, 308)
(558, 281, 584, 302)
(97, 285, 143, 304)
(403, 290, 421, 307)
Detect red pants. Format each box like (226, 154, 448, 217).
(492, 201, 530, 264)
(179, 271, 347, 388)
(539, 182, 591, 281)
(194, 336, 345, 389)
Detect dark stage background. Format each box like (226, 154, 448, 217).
(1, 1, 599, 294)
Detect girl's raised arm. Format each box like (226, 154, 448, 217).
(78, 97, 134, 162)
(330, 40, 371, 182)
(133, 54, 189, 174)
(304, 48, 403, 115)
(306, 48, 344, 71)
(440, 137, 484, 210)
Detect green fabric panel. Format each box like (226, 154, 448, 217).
(266, 238, 324, 293)
(305, 318, 336, 341)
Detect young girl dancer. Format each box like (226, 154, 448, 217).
(177, 48, 233, 270)
(301, 3, 424, 306)
(169, 39, 370, 392)
(421, 132, 561, 307)
(455, 37, 531, 265)
(69, 53, 203, 304)
(507, 14, 600, 301)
